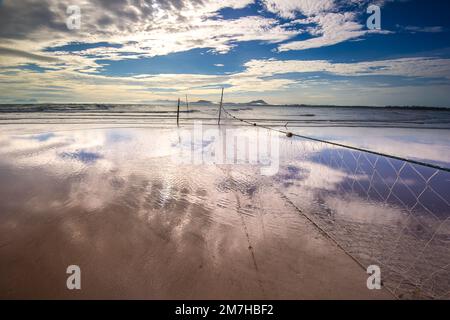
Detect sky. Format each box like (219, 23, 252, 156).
(0, 0, 450, 106)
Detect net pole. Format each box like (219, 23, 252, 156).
(218, 87, 224, 125)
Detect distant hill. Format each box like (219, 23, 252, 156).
(191, 100, 215, 105)
(224, 100, 271, 107)
(247, 100, 269, 105)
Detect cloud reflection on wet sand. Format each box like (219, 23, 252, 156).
(0, 126, 447, 299)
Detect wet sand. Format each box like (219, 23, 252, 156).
(0, 168, 392, 299)
(0, 126, 395, 299)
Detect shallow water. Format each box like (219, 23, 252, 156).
(0, 126, 392, 299)
(0, 125, 448, 298)
(1, 104, 449, 167)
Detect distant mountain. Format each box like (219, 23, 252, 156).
(191, 100, 215, 105)
(247, 100, 269, 105)
(224, 99, 272, 107)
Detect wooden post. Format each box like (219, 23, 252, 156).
(185, 94, 189, 112)
(177, 98, 180, 127)
(218, 87, 224, 125)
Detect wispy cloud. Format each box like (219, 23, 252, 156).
(397, 25, 445, 33)
(262, 0, 335, 18)
(278, 12, 369, 51)
(272, 0, 393, 52)
(241, 57, 450, 80)
(1, 55, 449, 103)
(0, 47, 60, 63)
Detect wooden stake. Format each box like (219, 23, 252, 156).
(177, 98, 180, 127)
(185, 94, 189, 112)
(218, 87, 224, 125)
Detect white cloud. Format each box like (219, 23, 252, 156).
(0, 0, 399, 74)
(264, 0, 392, 52)
(262, 0, 335, 18)
(278, 12, 367, 51)
(241, 57, 450, 79)
(0, 0, 305, 74)
(0, 0, 395, 66)
(398, 25, 444, 33)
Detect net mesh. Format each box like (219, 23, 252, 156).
(217, 105, 450, 299)
(280, 138, 449, 299)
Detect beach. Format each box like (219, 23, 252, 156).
(0, 105, 449, 299)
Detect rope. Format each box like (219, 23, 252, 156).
(219, 105, 450, 173)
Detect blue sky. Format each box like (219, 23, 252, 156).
(0, 0, 450, 106)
